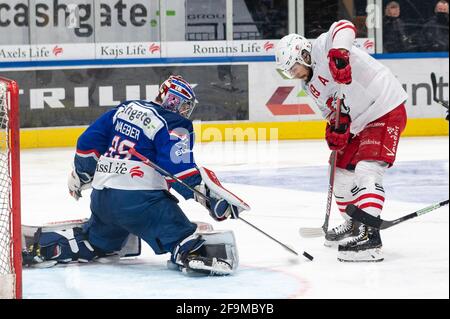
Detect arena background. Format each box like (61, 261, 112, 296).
(0, 0, 448, 148)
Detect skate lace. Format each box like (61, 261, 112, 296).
(332, 220, 353, 235)
(346, 225, 368, 245)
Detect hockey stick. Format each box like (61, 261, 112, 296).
(344, 200, 449, 230)
(430, 72, 449, 110)
(128, 148, 313, 260)
(299, 85, 344, 238)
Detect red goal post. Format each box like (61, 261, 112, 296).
(0, 77, 22, 299)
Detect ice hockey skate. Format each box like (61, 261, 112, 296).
(337, 224, 384, 262)
(169, 230, 239, 277)
(324, 219, 361, 247)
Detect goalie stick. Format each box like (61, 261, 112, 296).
(430, 72, 449, 110)
(129, 148, 314, 261)
(344, 199, 449, 230)
(299, 85, 344, 238)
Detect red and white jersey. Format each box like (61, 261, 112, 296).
(305, 20, 408, 135)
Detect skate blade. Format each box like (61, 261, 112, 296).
(324, 236, 359, 248)
(337, 248, 384, 262)
(181, 268, 211, 277)
(95, 254, 121, 264)
(299, 227, 325, 238)
(167, 260, 233, 276)
(167, 260, 204, 277)
(167, 260, 182, 271)
(188, 260, 233, 276)
(27, 260, 58, 269)
(324, 240, 338, 248)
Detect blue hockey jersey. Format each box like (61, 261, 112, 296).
(74, 100, 202, 199)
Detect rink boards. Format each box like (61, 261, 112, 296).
(18, 117, 448, 148)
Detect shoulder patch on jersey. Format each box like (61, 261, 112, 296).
(113, 101, 166, 140)
(331, 20, 356, 41)
(149, 103, 193, 133)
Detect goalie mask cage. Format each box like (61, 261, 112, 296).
(0, 77, 21, 299)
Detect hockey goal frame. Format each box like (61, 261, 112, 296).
(0, 77, 22, 299)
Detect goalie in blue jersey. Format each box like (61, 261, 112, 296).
(24, 75, 248, 276)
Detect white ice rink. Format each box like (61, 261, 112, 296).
(20, 137, 449, 299)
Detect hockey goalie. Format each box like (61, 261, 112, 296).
(22, 75, 248, 276)
(275, 20, 408, 262)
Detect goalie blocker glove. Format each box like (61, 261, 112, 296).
(193, 167, 250, 222)
(194, 183, 241, 221)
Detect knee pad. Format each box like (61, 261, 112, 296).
(355, 160, 387, 187)
(171, 229, 238, 276)
(334, 168, 356, 198)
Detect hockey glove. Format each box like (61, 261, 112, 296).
(325, 113, 351, 151)
(328, 48, 352, 84)
(68, 169, 92, 200)
(194, 184, 241, 222)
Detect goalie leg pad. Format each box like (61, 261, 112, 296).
(170, 230, 239, 276)
(38, 227, 97, 263)
(22, 218, 141, 266)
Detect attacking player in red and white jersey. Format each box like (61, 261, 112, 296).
(276, 20, 408, 262)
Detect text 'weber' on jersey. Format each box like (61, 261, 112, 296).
(74, 100, 200, 194)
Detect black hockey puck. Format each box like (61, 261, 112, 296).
(303, 251, 314, 261)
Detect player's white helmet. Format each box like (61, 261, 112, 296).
(158, 75, 197, 118)
(276, 34, 312, 79)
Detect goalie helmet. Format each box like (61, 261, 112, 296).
(276, 34, 312, 78)
(157, 75, 197, 118)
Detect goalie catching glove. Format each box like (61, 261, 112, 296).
(194, 167, 250, 222)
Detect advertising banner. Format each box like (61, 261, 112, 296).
(0, 39, 375, 63)
(382, 58, 449, 118)
(249, 58, 449, 122)
(0, 0, 163, 45)
(1, 64, 248, 128)
(0, 0, 374, 63)
(0, 40, 278, 62)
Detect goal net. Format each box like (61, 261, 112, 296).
(0, 77, 21, 299)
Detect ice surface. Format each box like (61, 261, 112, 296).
(20, 137, 449, 299)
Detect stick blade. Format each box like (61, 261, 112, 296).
(302, 251, 314, 261)
(345, 204, 383, 229)
(299, 227, 325, 238)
